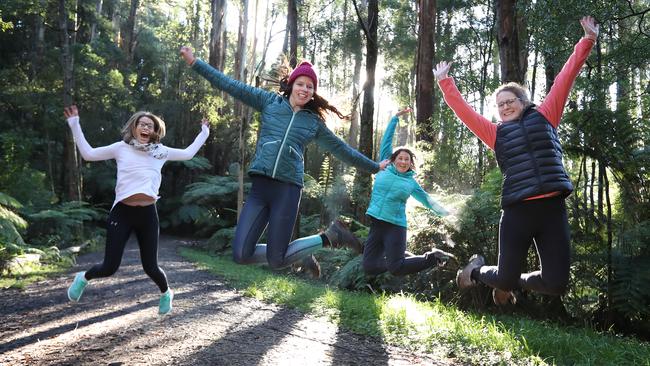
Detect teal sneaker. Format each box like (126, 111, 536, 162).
(67, 271, 88, 302)
(159, 289, 174, 315)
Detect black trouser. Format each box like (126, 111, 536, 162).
(362, 217, 436, 276)
(477, 196, 570, 295)
(85, 202, 168, 293)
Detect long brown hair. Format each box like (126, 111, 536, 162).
(280, 80, 348, 121)
(121, 111, 166, 144)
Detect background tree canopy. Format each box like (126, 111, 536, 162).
(1, 0, 648, 339)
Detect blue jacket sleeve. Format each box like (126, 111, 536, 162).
(411, 183, 449, 216)
(379, 116, 399, 161)
(192, 59, 276, 111)
(314, 124, 380, 173)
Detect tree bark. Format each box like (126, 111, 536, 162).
(59, 0, 81, 201)
(235, 0, 249, 219)
(90, 0, 103, 42)
(121, 0, 140, 64)
(495, 0, 527, 84)
(415, 0, 436, 143)
(352, 0, 379, 220)
(209, 0, 226, 70)
(287, 0, 298, 67)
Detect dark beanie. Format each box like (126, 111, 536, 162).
(287, 61, 318, 91)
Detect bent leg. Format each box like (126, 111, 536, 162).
(362, 219, 388, 275)
(477, 205, 533, 291)
(134, 205, 168, 293)
(520, 199, 570, 295)
(231, 179, 271, 265)
(85, 203, 132, 280)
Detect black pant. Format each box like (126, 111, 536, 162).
(85, 202, 168, 293)
(478, 196, 570, 295)
(362, 217, 435, 276)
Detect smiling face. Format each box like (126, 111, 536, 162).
(393, 151, 412, 173)
(288, 75, 315, 110)
(496, 90, 525, 122)
(133, 116, 156, 144)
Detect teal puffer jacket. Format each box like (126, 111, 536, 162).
(192, 59, 379, 187)
(366, 116, 448, 227)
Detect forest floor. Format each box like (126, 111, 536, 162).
(0, 236, 454, 365)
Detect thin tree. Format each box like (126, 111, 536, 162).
(415, 0, 436, 142)
(495, 0, 528, 83)
(59, 0, 81, 201)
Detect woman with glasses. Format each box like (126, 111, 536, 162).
(434, 16, 599, 305)
(64, 106, 209, 315)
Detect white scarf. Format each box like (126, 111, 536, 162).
(129, 140, 168, 159)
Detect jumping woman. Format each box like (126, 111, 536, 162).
(180, 47, 388, 276)
(65, 105, 209, 314)
(434, 16, 599, 305)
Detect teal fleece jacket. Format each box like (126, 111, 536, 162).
(365, 116, 448, 227)
(192, 59, 380, 187)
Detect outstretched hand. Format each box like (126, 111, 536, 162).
(379, 159, 391, 170)
(201, 118, 209, 127)
(64, 105, 78, 119)
(580, 16, 599, 41)
(396, 107, 412, 118)
(433, 61, 452, 81)
(180, 46, 196, 66)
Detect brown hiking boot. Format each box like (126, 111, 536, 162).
(456, 254, 485, 289)
(322, 220, 363, 254)
(492, 288, 517, 305)
(301, 255, 321, 279)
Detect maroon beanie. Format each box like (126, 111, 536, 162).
(287, 61, 318, 91)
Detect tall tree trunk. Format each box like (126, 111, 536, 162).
(287, 0, 298, 67)
(415, 0, 436, 143)
(59, 0, 81, 201)
(347, 40, 362, 150)
(90, 0, 103, 42)
(352, 0, 379, 221)
(235, 0, 249, 219)
(209, 0, 226, 70)
(495, 0, 527, 84)
(121, 0, 139, 65)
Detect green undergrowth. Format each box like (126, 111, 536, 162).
(181, 248, 650, 366)
(0, 261, 71, 289)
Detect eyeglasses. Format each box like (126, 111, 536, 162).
(497, 97, 520, 109)
(137, 121, 155, 129)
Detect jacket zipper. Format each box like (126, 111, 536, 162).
(272, 110, 298, 178)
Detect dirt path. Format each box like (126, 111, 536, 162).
(0, 236, 452, 365)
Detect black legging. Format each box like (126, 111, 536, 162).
(85, 202, 168, 293)
(477, 196, 570, 295)
(362, 217, 436, 276)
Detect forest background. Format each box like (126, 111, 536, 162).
(1, 0, 648, 340)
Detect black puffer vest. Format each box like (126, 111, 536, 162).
(494, 105, 573, 208)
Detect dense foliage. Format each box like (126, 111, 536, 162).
(1, 0, 648, 339)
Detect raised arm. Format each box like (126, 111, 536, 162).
(378, 108, 410, 161)
(166, 119, 210, 161)
(64, 105, 117, 161)
(314, 124, 380, 173)
(435, 62, 497, 150)
(411, 183, 449, 217)
(537, 16, 598, 128)
(180, 46, 276, 111)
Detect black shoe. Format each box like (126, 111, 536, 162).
(322, 220, 363, 254)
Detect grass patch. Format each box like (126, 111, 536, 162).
(181, 248, 650, 366)
(0, 261, 70, 289)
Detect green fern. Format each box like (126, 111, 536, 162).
(169, 156, 212, 170)
(610, 254, 650, 320)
